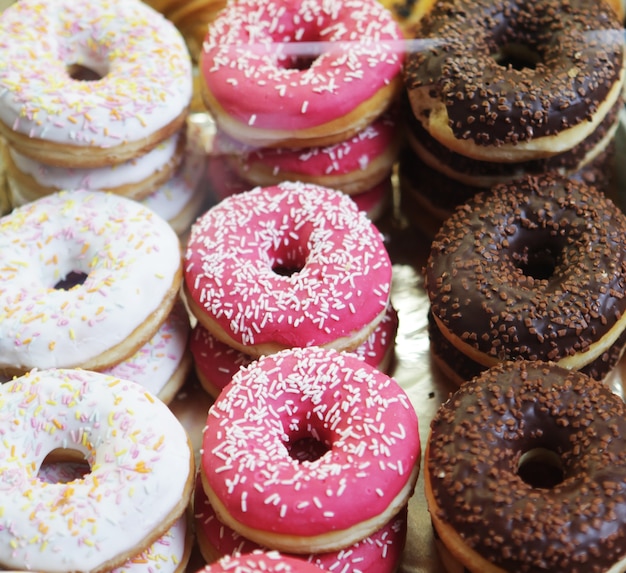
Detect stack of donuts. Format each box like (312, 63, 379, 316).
(199, 0, 407, 222)
(0, 367, 196, 573)
(0, 189, 194, 404)
(0, 0, 206, 239)
(400, 0, 626, 236)
(424, 173, 626, 386)
(184, 181, 399, 399)
(194, 345, 421, 572)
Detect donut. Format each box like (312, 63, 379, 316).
(425, 173, 626, 374)
(194, 474, 408, 573)
(0, 0, 192, 168)
(217, 113, 401, 196)
(190, 303, 399, 399)
(3, 131, 186, 203)
(0, 368, 194, 573)
(184, 181, 393, 358)
(426, 360, 626, 572)
(102, 301, 192, 404)
(199, 0, 405, 148)
(0, 189, 183, 377)
(406, 97, 622, 189)
(427, 308, 626, 387)
(200, 346, 420, 554)
(403, 0, 626, 162)
(194, 551, 326, 573)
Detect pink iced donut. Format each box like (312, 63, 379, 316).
(200, 0, 404, 148)
(102, 301, 192, 404)
(0, 0, 192, 168)
(184, 182, 392, 358)
(218, 114, 401, 195)
(200, 346, 420, 554)
(195, 551, 323, 573)
(194, 476, 408, 573)
(190, 304, 398, 399)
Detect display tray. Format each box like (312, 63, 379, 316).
(168, 107, 626, 573)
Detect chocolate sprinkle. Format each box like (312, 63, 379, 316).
(425, 174, 626, 365)
(404, 0, 625, 146)
(428, 360, 626, 572)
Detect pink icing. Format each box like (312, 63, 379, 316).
(194, 474, 408, 573)
(190, 304, 398, 397)
(201, 346, 420, 538)
(195, 551, 323, 573)
(200, 0, 404, 131)
(184, 182, 392, 351)
(216, 114, 397, 178)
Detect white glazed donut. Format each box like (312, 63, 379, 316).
(102, 301, 192, 404)
(184, 181, 393, 358)
(4, 131, 185, 203)
(0, 368, 194, 573)
(201, 346, 420, 554)
(0, 189, 183, 377)
(0, 0, 192, 168)
(37, 463, 192, 573)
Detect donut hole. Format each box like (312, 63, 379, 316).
(511, 240, 564, 281)
(282, 54, 317, 71)
(517, 447, 564, 489)
(38, 448, 91, 483)
(287, 436, 331, 463)
(54, 270, 89, 290)
(66, 63, 105, 82)
(270, 245, 308, 277)
(492, 43, 542, 71)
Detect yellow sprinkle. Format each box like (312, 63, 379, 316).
(52, 418, 64, 430)
(48, 341, 56, 351)
(153, 435, 164, 451)
(69, 328, 75, 340)
(144, 392, 155, 404)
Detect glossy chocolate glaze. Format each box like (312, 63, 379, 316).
(425, 174, 626, 364)
(428, 360, 626, 572)
(404, 0, 625, 146)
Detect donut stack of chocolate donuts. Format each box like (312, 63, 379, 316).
(183, 181, 398, 399)
(400, 0, 626, 236)
(199, 0, 407, 223)
(0, 0, 206, 238)
(193, 345, 420, 573)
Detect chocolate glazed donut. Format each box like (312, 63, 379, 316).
(425, 360, 626, 572)
(425, 174, 626, 372)
(403, 0, 626, 162)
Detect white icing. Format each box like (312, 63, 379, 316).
(0, 368, 192, 572)
(8, 132, 181, 190)
(103, 302, 190, 397)
(0, 0, 192, 147)
(0, 189, 182, 372)
(141, 146, 204, 223)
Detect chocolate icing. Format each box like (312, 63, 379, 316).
(425, 174, 626, 364)
(428, 360, 626, 572)
(404, 0, 625, 146)
(406, 98, 621, 179)
(427, 310, 626, 385)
